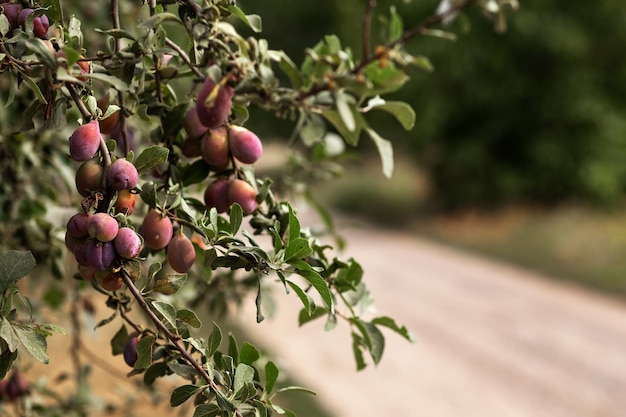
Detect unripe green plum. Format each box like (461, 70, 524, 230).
(75, 158, 104, 197)
(204, 177, 232, 213)
(67, 213, 92, 238)
(123, 336, 139, 367)
(114, 227, 142, 259)
(69, 120, 101, 162)
(184, 107, 207, 139)
(195, 77, 234, 129)
(228, 179, 258, 215)
(114, 190, 136, 215)
(201, 127, 230, 168)
(107, 158, 139, 191)
(229, 125, 263, 164)
(167, 234, 196, 273)
(87, 213, 119, 242)
(86, 240, 116, 270)
(141, 209, 173, 250)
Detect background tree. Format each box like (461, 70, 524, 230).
(0, 0, 515, 416)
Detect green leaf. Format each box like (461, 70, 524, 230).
(291, 260, 333, 313)
(335, 258, 363, 292)
(170, 384, 202, 407)
(320, 108, 365, 147)
(275, 386, 316, 396)
(298, 306, 327, 326)
(365, 128, 394, 178)
(84, 72, 129, 91)
(26, 39, 57, 69)
(168, 363, 196, 380)
(207, 322, 223, 357)
(285, 238, 313, 261)
(144, 361, 169, 385)
(230, 203, 243, 235)
(234, 363, 255, 393)
(94, 28, 136, 41)
(228, 333, 239, 365)
(181, 159, 212, 186)
(372, 316, 416, 343)
(134, 145, 169, 175)
(138, 12, 182, 30)
(151, 300, 177, 328)
(0, 14, 10, 37)
(134, 335, 155, 369)
(227, 5, 262, 32)
(335, 90, 356, 132)
(176, 309, 201, 328)
(287, 205, 301, 244)
(265, 361, 279, 394)
(389, 6, 403, 41)
(287, 280, 315, 316)
(363, 63, 410, 96)
(193, 404, 221, 417)
(0, 348, 17, 380)
(14, 326, 48, 364)
(351, 333, 367, 371)
(352, 319, 385, 365)
(277, 52, 302, 88)
(0, 251, 36, 294)
(153, 272, 187, 295)
(110, 324, 129, 356)
(239, 342, 260, 365)
(367, 101, 415, 131)
(0, 319, 19, 352)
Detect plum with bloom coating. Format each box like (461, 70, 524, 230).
(69, 121, 101, 162)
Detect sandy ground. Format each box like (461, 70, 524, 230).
(21, 216, 626, 417)
(236, 219, 626, 417)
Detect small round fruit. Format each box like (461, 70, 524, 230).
(75, 158, 104, 197)
(184, 107, 207, 139)
(65, 232, 81, 252)
(69, 120, 101, 162)
(86, 240, 116, 270)
(228, 179, 258, 215)
(87, 213, 119, 242)
(97, 96, 120, 135)
(141, 209, 173, 250)
(204, 177, 232, 213)
(114, 227, 142, 259)
(107, 158, 139, 191)
(73, 239, 90, 266)
(201, 127, 230, 168)
(167, 234, 196, 273)
(4, 371, 29, 401)
(2, 3, 23, 31)
(181, 136, 202, 158)
(114, 190, 136, 215)
(67, 213, 92, 238)
(123, 336, 139, 367)
(18, 8, 48, 39)
(77, 264, 96, 281)
(195, 77, 234, 129)
(229, 125, 263, 164)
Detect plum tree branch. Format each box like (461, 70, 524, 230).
(111, 0, 130, 154)
(362, 0, 377, 61)
(119, 270, 220, 391)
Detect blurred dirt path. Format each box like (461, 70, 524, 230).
(238, 218, 626, 417)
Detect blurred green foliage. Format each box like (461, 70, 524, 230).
(242, 0, 626, 209)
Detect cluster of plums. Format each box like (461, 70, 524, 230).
(1, 1, 49, 39)
(0, 371, 29, 402)
(182, 76, 263, 215)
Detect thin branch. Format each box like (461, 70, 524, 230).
(166, 38, 204, 78)
(119, 270, 220, 391)
(362, 0, 377, 61)
(111, 0, 130, 155)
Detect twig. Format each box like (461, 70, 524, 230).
(119, 270, 220, 391)
(362, 0, 377, 61)
(165, 38, 204, 78)
(70, 284, 82, 386)
(111, 0, 130, 155)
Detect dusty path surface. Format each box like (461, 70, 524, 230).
(237, 219, 626, 417)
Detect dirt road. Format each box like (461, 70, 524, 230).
(238, 219, 626, 417)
